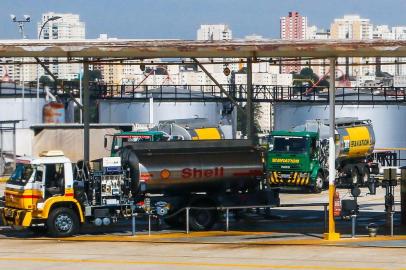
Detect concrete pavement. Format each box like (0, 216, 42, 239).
(0, 238, 406, 270)
(1, 182, 406, 269)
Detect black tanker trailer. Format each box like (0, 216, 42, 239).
(119, 140, 280, 230)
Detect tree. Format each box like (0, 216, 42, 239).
(300, 67, 314, 78)
(88, 70, 102, 82)
(293, 67, 329, 93)
(237, 103, 263, 140)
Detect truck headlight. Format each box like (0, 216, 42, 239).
(36, 202, 44, 210)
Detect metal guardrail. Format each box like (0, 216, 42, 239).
(131, 203, 329, 235)
(2, 82, 405, 105)
(92, 84, 406, 104)
(374, 151, 406, 167)
(0, 82, 47, 97)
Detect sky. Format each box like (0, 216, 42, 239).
(1, 0, 406, 40)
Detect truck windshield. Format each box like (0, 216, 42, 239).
(9, 163, 35, 185)
(113, 135, 153, 150)
(269, 136, 308, 153)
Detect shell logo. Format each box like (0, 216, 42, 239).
(160, 169, 171, 179)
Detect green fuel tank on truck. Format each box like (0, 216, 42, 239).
(267, 118, 378, 192)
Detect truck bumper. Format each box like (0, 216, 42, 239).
(0, 207, 33, 227)
(269, 172, 311, 186)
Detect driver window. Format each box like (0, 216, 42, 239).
(113, 137, 123, 150)
(310, 139, 317, 157)
(35, 166, 44, 182)
(45, 163, 65, 197)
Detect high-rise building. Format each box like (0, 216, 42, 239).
(37, 12, 85, 80)
(330, 15, 374, 77)
(197, 24, 232, 41)
(330, 15, 372, 40)
(38, 12, 85, 40)
(373, 25, 393, 40)
(280, 12, 308, 74)
(280, 11, 308, 40)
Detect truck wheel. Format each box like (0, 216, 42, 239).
(189, 208, 218, 231)
(360, 166, 370, 186)
(47, 207, 79, 237)
(351, 167, 359, 186)
(312, 172, 324, 193)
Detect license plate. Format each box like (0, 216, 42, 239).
(281, 174, 291, 178)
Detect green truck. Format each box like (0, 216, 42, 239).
(267, 118, 378, 192)
(267, 130, 325, 192)
(106, 131, 170, 157)
(107, 125, 225, 157)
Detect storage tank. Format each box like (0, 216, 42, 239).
(119, 140, 263, 194)
(43, 102, 65, 123)
(274, 102, 406, 166)
(98, 86, 235, 130)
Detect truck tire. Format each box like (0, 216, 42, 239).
(46, 207, 79, 237)
(350, 167, 359, 186)
(360, 166, 370, 186)
(189, 207, 218, 231)
(312, 172, 324, 193)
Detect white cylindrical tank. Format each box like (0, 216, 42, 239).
(98, 87, 234, 127)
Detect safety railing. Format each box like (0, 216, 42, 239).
(2, 81, 405, 105)
(0, 81, 46, 97)
(131, 203, 329, 236)
(92, 84, 406, 104)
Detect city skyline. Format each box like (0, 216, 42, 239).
(2, 0, 406, 40)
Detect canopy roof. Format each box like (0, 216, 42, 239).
(1, 39, 406, 58)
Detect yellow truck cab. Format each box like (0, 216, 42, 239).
(1, 150, 84, 237)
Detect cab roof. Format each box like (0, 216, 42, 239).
(16, 155, 71, 165)
(271, 130, 319, 138)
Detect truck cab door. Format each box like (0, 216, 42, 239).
(32, 165, 45, 206)
(44, 163, 65, 199)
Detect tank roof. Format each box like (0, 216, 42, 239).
(133, 86, 219, 99)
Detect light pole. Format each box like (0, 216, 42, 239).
(36, 16, 62, 123)
(10, 14, 30, 39)
(11, 14, 30, 128)
(38, 16, 61, 39)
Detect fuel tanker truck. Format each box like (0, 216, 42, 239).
(1, 141, 279, 236)
(120, 140, 279, 230)
(268, 118, 378, 192)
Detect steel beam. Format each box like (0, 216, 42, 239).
(324, 57, 340, 241)
(4, 39, 406, 58)
(246, 57, 254, 140)
(34, 57, 82, 109)
(13, 123, 16, 169)
(192, 58, 244, 114)
(83, 59, 90, 162)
